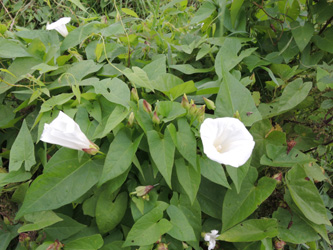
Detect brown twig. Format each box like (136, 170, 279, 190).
(319, 16, 333, 35)
(0, 0, 14, 26)
(253, 1, 284, 45)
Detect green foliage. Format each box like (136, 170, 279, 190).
(0, 0, 332, 249)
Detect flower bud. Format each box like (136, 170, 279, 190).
(181, 94, 190, 110)
(189, 103, 197, 117)
(203, 97, 215, 110)
(272, 172, 283, 184)
(82, 141, 99, 155)
(127, 112, 135, 127)
(130, 184, 157, 197)
(250, 73, 255, 84)
(156, 243, 168, 250)
(274, 239, 286, 250)
(143, 99, 152, 114)
(131, 88, 139, 102)
(3, 216, 10, 225)
(152, 111, 160, 125)
(233, 110, 241, 120)
(46, 239, 64, 250)
(197, 105, 205, 123)
(19, 233, 30, 242)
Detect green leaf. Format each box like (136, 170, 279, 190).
(124, 67, 155, 91)
(168, 81, 197, 101)
(284, 190, 330, 243)
(190, 1, 216, 24)
(121, 8, 139, 18)
(93, 104, 129, 139)
(147, 128, 175, 188)
(175, 158, 200, 205)
(260, 144, 314, 167)
(270, 64, 298, 82)
(215, 38, 257, 75)
(16, 149, 102, 218)
(0, 57, 42, 94)
(100, 23, 125, 36)
(49, 60, 103, 90)
(218, 219, 278, 242)
(0, 38, 31, 58)
(40, 93, 74, 113)
(199, 157, 230, 188)
(250, 120, 286, 166)
(65, 234, 104, 250)
(258, 79, 312, 119)
(143, 55, 166, 80)
(99, 129, 143, 185)
(312, 27, 333, 54)
(0, 105, 15, 128)
(197, 177, 226, 219)
(215, 69, 262, 126)
(166, 205, 196, 241)
(44, 214, 87, 241)
(286, 165, 331, 226)
(226, 161, 250, 193)
(96, 191, 128, 234)
(0, 168, 31, 188)
(61, 22, 102, 51)
(32, 63, 58, 74)
(95, 43, 103, 62)
(18, 211, 63, 233)
(93, 78, 130, 108)
(273, 208, 320, 244)
(130, 100, 153, 133)
(9, 120, 36, 172)
(156, 101, 186, 123)
(123, 202, 172, 247)
(176, 118, 197, 169)
(196, 43, 211, 61)
(230, 0, 244, 28)
(291, 22, 314, 52)
(0, 224, 21, 250)
(151, 73, 183, 93)
(68, 0, 87, 12)
(169, 64, 214, 75)
(222, 170, 276, 231)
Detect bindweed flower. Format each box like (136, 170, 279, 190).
(200, 118, 255, 168)
(127, 112, 135, 127)
(196, 105, 206, 123)
(143, 99, 152, 114)
(181, 94, 190, 109)
(131, 88, 139, 102)
(152, 111, 160, 125)
(272, 172, 283, 184)
(46, 17, 71, 37)
(40, 111, 99, 155)
(204, 230, 219, 250)
(130, 184, 158, 197)
(274, 239, 286, 250)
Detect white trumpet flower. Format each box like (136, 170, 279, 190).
(40, 111, 99, 155)
(200, 118, 255, 168)
(46, 17, 71, 37)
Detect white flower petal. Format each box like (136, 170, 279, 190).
(200, 118, 255, 167)
(40, 111, 94, 152)
(46, 17, 71, 37)
(204, 230, 220, 250)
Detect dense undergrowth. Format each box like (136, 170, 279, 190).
(0, 0, 332, 249)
